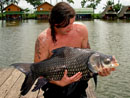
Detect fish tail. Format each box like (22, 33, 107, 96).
(10, 63, 32, 74)
(20, 72, 36, 95)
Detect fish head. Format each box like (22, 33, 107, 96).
(88, 53, 119, 73)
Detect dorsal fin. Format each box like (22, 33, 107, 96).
(51, 47, 66, 57)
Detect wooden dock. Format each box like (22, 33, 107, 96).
(0, 68, 96, 98)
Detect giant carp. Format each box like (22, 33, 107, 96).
(11, 47, 119, 96)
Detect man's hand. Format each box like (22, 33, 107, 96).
(98, 68, 116, 76)
(50, 70, 82, 87)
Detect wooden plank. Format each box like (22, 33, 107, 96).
(86, 80, 96, 98)
(4, 69, 43, 98)
(0, 68, 21, 98)
(0, 68, 15, 87)
(5, 73, 24, 98)
(0, 68, 6, 74)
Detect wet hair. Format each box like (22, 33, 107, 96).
(49, 2, 76, 43)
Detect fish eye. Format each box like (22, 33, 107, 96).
(104, 58, 111, 64)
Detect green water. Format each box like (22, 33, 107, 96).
(0, 19, 130, 98)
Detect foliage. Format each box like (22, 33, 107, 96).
(24, 8, 30, 13)
(113, 3, 122, 12)
(81, 0, 101, 8)
(92, 13, 101, 19)
(81, 0, 87, 8)
(106, 0, 114, 6)
(104, 0, 122, 12)
(67, 0, 74, 4)
(87, 3, 95, 9)
(25, 0, 42, 7)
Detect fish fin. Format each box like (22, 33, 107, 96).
(93, 73, 98, 90)
(51, 47, 66, 57)
(32, 78, 48, 92)
(20, 72, 36, 95)
(10, 63, 32, 74)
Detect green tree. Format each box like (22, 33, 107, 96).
(67, 0, 74, 4)
(113, 0, 122, 12)
(81, 0, 87, 8)
(23, 8, 30, 19)
(81, 0, 101, 8)
(25, 0, 42, 7)
(106, 0, 114, 6)
(104, 0, 122, 12)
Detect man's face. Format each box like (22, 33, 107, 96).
(55, 17, 75, 34)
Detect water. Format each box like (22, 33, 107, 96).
(0, 19, 130, 98)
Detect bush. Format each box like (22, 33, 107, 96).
(92, 14, 101, 19)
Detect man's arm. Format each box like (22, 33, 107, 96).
(34, 33, 49, 63)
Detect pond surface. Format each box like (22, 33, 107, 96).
(0, 19, 130, 98)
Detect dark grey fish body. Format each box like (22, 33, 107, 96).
(11, 47, 118, 95)
(31, 47, 94, 81)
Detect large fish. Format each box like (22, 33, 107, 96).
(11, 47, 119, 96)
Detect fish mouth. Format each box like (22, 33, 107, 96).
(111, 56, 119, 67)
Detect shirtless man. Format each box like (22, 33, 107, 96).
(34, 2, 115, 98)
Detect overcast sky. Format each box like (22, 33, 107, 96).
(18, 0, 130, 13)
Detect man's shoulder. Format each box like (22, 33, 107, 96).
(37, 28, 52, 44)
(38, 28, 51, 39)
(73, 22, 88, 35)
(73, 22, 87, 30)
(74, 22, 86, 27)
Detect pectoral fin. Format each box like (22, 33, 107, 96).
(32, 78, 48, 92)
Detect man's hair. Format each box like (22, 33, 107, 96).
(49, 2, 75, 42)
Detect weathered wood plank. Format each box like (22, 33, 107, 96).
(86, 80, 96, 98)
(0, 68, 15, 87)
(0, 68, 21, 98)
(5, 73, 24, 98)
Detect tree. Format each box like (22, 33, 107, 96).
(104, 0, 122, 12)
(106, 0, 114, 6)
(67, 0, 74, 4)
(113, 0, 122, 12)
(25, 0, 43, 7)
(81, 0, 101, 8)
(81, 0, 87, 8)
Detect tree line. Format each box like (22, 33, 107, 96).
(0, 0, 122, 19)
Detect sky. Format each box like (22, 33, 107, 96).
(18, 0, 130, 13)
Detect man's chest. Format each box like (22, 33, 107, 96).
(49, 34, 83, 53)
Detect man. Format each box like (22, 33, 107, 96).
(34, 2, 115, 98)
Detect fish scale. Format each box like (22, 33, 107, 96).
(39, 53, 92, 80)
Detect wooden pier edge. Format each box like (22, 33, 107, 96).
(0, 68, 96, 98)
